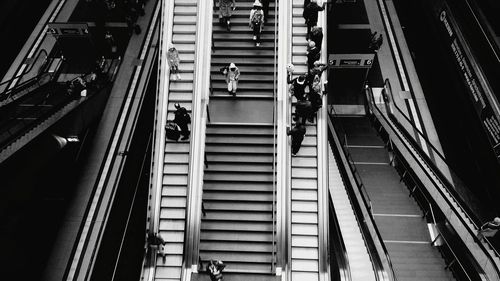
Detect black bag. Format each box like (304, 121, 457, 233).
(165, 121, 181, 141)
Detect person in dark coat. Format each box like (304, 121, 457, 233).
(307, 41, 321, 70)
(174, 103, 191, 140)
(287, 123, 306, 155)
(303, 0, 311, 22)
(369, 32, 383, 52)
(295, 99, 314, 125)
(259, 0, 270, 23)
(207, 260, 226, 281)
(304, 0, 325, 35)
(308, 26, 323, 50)
(287, 74, 308, 101)
(147, 232, 167, 261)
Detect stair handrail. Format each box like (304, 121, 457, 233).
(142, 0, 175, 280)
(183, 0, 213, 279)
(365, 83, 500, 279)
(276, 0, 292, 278)
(316, 2, 330, 280)
(326, 109, 394, 281)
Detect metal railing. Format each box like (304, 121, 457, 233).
(365, 82, 500, 280)
(327, 107, 394, 281)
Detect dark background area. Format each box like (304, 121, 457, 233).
(0, 0, 52, 78)
(391, 0, 500, 219)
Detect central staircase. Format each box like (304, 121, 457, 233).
(198, 0, 278, 276)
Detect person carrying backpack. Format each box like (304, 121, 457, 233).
(219, 0, 236, 31)
(174, 103, 191, 140)
(249, 1, 264, 47)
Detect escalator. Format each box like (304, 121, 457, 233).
(148, 0, 199, 280)
(331, 114, 454, 281)
(0, 57, 119, 163)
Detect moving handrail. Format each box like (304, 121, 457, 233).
(143, 0, 175, 280)
(317, 0, 330, 277)
(366, 83, 500, 279)
(0, 49, 53, 101)
(327, 107, 394, 281)
(276, 0, 292, 277)
(328, 196, 351, 281)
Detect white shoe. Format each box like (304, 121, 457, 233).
(172, 74, 177, 81)
(177, 73, 181, 80)
(256, 43, 261, 47)
(253, 36, 257, 40)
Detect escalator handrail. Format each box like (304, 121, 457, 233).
(327, 112, 394, 281)
(328, 195, 351, 281)
(317, 1, 330, 278)
(143, 0, 175, 280)
(276, 0, 292, 276)
(366, 84, 500, 277)
(0, 49, 51, 100)
(378, 80, 500, 259)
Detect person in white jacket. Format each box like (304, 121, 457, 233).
(222, 62, 240, 96)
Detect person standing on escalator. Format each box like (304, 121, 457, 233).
(309, 26, 323, 50)
(478, 217, 500, 241)
(287, 123, 306, 156)
(218, 0, 236, 31)
(174, 103, 191, 141)
(303, 0, 326, 37)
